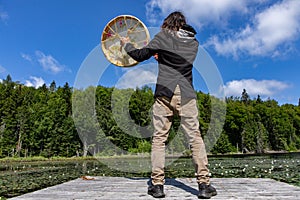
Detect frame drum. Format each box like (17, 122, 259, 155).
(101, 15, 150, 67)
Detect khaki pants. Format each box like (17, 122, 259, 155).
(151, 85, 210, 185)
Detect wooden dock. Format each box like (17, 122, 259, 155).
(9, 177, 300, 200)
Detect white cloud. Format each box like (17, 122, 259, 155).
(115, 63, 157, 89)
(223, 79, 290, 98)
(0, 10, 8, 22)
(146, 0, 254, 28)
(206, 0, 300, 58)
(25, 76, 45, 88)
(35, 50, 65, 73)
(21, 53, 32, 62)
(146, 0, 300, 58)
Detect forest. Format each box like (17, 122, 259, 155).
(0, 74, 300, 158)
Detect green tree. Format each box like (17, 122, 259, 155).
(211, 131, 236, 154)
(72, 87, 98, 156)
(241, 89, 250, 104)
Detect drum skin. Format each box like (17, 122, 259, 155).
(101, 15, 150, 67)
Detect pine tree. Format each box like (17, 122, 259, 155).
(256, 95, 262, 103)
(241, 89, 250, 104)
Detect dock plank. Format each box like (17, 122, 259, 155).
(9, 177, 300, 200)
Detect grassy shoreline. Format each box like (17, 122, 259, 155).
(1, 150, 299, 161)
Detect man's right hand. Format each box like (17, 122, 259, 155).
(120, 37, 130, 47)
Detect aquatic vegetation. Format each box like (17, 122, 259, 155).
(0, 153, 299, 198)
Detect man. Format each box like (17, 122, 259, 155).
(121, 11, 217, 199)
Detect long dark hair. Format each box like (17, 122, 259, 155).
(161, 11, 186, 31)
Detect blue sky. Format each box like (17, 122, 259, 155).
(1, 0, 300, 105)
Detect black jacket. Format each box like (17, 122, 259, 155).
(124, 29, 199, 99)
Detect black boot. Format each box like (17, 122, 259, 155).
(148, 184, 165, 198)
(198, 183, 217, 199)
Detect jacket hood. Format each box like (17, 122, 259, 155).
(176, 29, 195, 40)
